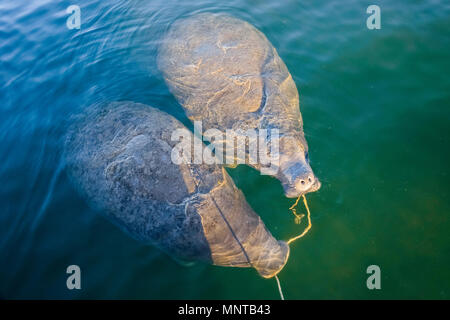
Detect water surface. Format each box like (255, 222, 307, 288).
(0, 0, 449, 299)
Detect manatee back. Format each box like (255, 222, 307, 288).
(158, 12, 302, 133)
(158, 13, 322, 198)
(64, 102, 219, 262)
(64, 101, 289, 277)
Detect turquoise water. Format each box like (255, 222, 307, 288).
(1, 0, 449, 299)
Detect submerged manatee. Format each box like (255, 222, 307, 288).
(158, 13, 321, 198)
(64, 101, 289, 278)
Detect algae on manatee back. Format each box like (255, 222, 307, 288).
(64, 101, 289, 278)
(158, 13, 321, 198)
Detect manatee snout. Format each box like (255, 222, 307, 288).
(274, 136, 321, 198)
(279, 161, 321, 198)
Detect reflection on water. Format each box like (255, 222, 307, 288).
(0, 0, 449, 298)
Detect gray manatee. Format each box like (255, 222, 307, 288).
(158, 13, 321, 198)
(64, 101, 289, 278)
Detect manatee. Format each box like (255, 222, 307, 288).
(64, 101, 289, 278)
(158, 13, 321, 198)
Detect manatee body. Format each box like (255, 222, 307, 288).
(158, 13, 321, 198)
(64, 101, 289, 278)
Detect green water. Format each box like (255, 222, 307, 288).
(0, 0, 449, 299)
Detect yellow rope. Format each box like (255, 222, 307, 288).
(287, 194, 312, 245)
(289, 194, 304, 224)
(270, 195, 313, 299)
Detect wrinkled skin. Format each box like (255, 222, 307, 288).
(64, 102, 289, 278)
(158, 13, 321, 197)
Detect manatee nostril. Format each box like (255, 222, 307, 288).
(294, 174, 316, 193)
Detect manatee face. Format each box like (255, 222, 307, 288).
(277, 136, 321, 198)
(158, 13, 321, 198)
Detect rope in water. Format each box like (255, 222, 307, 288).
(273, 194, 313, 300)
(288, 194, 304, 224)
(275, 275, 284, 300)
(287, 194, 312, 245)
